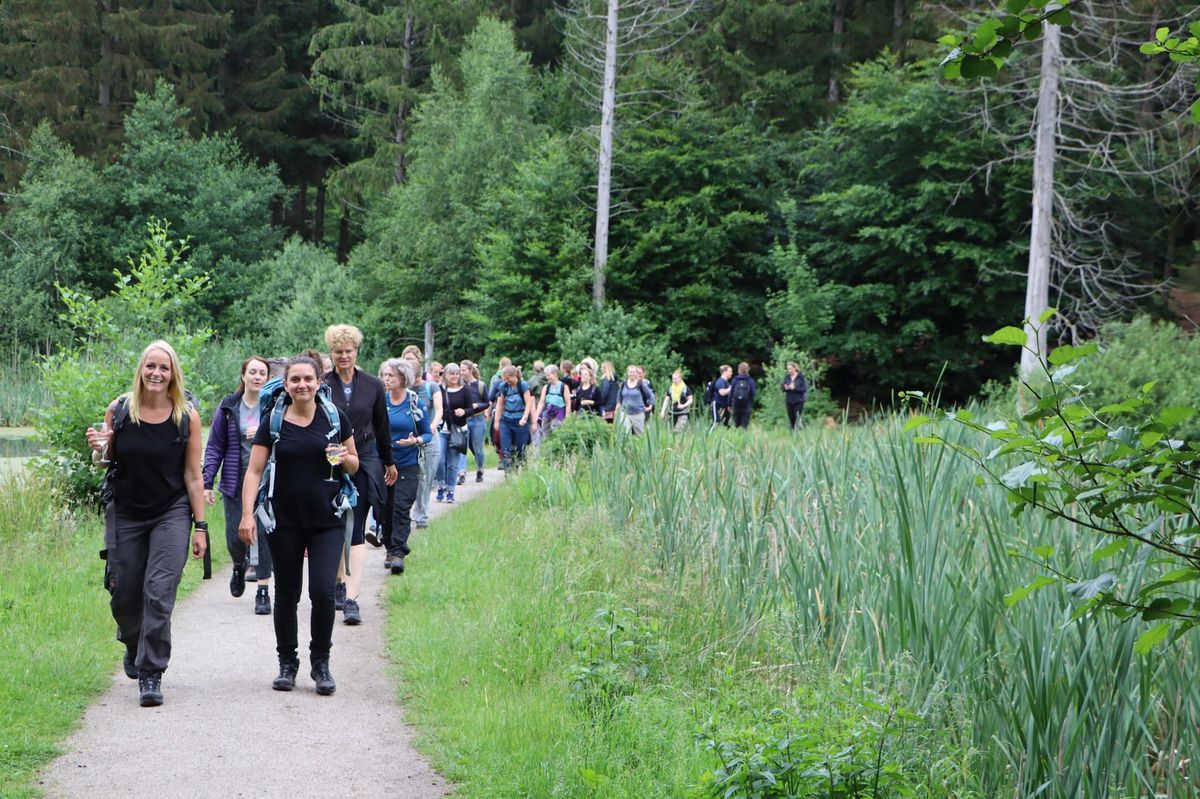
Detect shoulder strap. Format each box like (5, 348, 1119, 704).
(111, 395, 131, 432)
(317, 385, 341, 439)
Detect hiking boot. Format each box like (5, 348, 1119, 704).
(123, 646, 137, 680)
(343, 598, 362, 626)
(334, 581, 346, 611)
(457, 471, 466, 485)
(391, 556, 405, 575)
(310, 660, 336, 696)
(273, 660, 298, 691)
(435, 486, 445, 502)
(254, 586, 271, 616)
(476, 470, 483, 483)
(230, 564, 246, 598)
(365, 525, 383, 548)
(138, 672, 163, 707)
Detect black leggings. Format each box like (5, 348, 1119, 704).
(732, 403, 752, 429)
(266, 524, 342, 665)
(787, 402, 805, 430)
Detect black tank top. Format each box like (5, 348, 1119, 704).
(112, 416, 187, 519)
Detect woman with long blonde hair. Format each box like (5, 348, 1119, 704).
(86, 340, 207, 707)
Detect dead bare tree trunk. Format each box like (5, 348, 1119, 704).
(892, 0, 907, 66)
(424, 319, 434, 366)
(829, 0, 847, 103)
(593, 0, 618, 309)
(1021, 23, 1060, 377)
(394, 12, 415, 186)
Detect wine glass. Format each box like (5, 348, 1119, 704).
(324, 445, 343, 482)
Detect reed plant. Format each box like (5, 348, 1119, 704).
(539, 419, 1200, 798)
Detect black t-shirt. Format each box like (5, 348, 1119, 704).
(112, 416, 187, 519)
(575, 383, 601, 414)
(253, 407, 353, 530)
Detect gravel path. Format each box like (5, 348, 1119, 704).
(40, 468, 502, 798)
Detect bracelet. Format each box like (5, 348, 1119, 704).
(193, 520, 209, 531)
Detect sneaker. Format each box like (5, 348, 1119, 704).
(364, 525, 383, 548)
(390, 556, 405, 575)
(476, 470, 483, 483)
(445, 493, 455, 504)
(245, 565, 258, 583)
(435, 486, 445, 502)
(254, 586, 271, 616)
(458, 471, 466, 485)
(310, 660, 336, 696)
(229, 564, 246, 598)
(343, 598, 362, 626)
(272, 660, 298, 691)
(415, 520, 428, 530)
(123, 646, 137, 680)
(498, 461, 508, 471)
(334, 581, 346, 611)
(138, 672, 163, 707)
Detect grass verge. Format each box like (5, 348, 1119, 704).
(0, 474, 224, 798)
(385, 469, 975, 798)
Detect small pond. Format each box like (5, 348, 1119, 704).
(0, 429, 41, 458)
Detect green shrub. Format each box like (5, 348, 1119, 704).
(555, 303, 681, 389)
(35, 220, 213, 504)
(539, 413, 612, 464)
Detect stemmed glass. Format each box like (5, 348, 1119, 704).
(324, 444, 344, 482)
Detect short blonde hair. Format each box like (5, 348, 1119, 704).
(401, 344, 422, 360)
(324, 324, 363, 350)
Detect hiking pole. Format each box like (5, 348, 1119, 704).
(202, 529, 212, 580)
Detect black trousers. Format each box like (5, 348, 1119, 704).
(709, 403, 730, 430)
(350, 447, 384, 546)
(385, 464, 421, 557)
(732, 402, 752, 429)
(266, 524, 342, 665)
(787, 401, 805, 430)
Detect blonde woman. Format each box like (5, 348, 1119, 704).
(659, 369, 693, 430)
(535, 364, 572, 439)
(86, 341, 207, 707)
(598, 360, 620, 423)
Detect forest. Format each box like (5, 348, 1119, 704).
(0, 0, 1198, 406)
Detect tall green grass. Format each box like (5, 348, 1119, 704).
(0, 351, 51, 427)
(531, 421, 1200, 798)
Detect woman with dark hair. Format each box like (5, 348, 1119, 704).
(782, 361, 808, 431)
(729, 361, 757, 429)
(322, 324, 395, 627)
(380, 358, 432, 575)
(86, 340, 207, 707)
(493, 365, 536, 469)
(239, 355, 358, 696)
(203, 355, 273, 616)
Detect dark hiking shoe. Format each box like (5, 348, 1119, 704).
(391, 556, 405, 575)
(343, 598, 362, 626)
(138, 673, 163, 707)
(415, 520, 428, 529)
(273, 661, 299, 691)
(334, 581, 346, 611)
(383, 551, 396, 569)
(458, 472, 466, 485)
(310, 660, 336, 696)
(365, 525, 383, 548)
(476, 470, 483, 483)
(123, 647, 137, 680)
(230, 564, 246, 598)
(254, 586, 271, 616)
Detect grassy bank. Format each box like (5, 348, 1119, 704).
(386, 464, 975, 797)
(0, 475, 224, 798)
(389, 416, 1200, 798)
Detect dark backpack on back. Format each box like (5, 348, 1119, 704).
(703, 381, 715, 405)
(731, 378, 751, 404)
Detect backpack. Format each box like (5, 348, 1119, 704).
(731, 378, 752, 404)
(703, 381, 715, 405)
(502, 382, 526, 415)
(253, 376, 357, 544)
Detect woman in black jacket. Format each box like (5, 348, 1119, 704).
(322, 324, 396, 626)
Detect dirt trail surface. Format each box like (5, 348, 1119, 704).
(40, 468, 502, 798)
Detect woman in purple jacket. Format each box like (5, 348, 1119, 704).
(203, 356, 272, 615)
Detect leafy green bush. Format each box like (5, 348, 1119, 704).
(539, 413, 612, 464)
(35, 220, 213, 504)
(556, 303, 681, 388)
(567, 606, 662, 721)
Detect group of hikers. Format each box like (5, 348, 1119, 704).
(84, 325, 809, 707)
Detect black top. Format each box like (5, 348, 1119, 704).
(112, 416, 187, 519)
(253, 407, 353, 530)
(598, 377, 620, 412)
(575, 383, 601, 414)
(443, 385, 480, 428)
(323, 368, 394, 466)
(781, 373, 808, 403)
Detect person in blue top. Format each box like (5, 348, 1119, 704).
(379, 358, 432, 576)
(728, 361, 757, 429)
(492, 364, 536, 470)
(710, 364, 733, 430)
